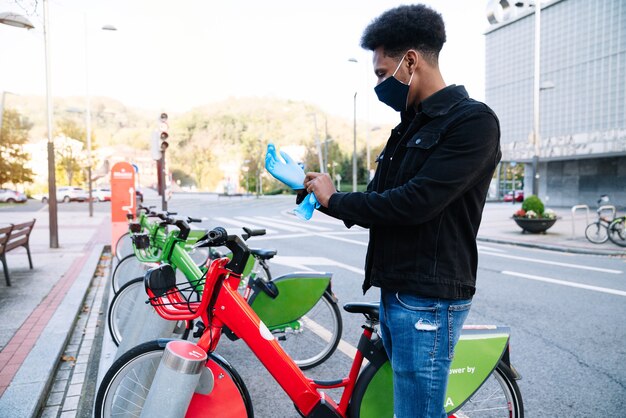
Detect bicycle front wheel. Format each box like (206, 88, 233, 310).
(111, 254, 153, 293)
(114, 232, 133, 261)
(95, 340, 253, 418)
(584, 221, 608, 244)
(608, 218, 626, 247)
(274, 291, 343, 370)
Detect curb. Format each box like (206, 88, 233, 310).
(477, 237, 626, 257)
(0, 246, 105, 418)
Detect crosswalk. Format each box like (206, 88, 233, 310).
(209, 212, 368, 245)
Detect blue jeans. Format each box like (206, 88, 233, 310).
(379, 289, 472, 418)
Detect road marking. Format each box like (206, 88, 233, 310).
(234, 216, 303, 232)
(273, 256, 365, 275)
(477, 245, 506, 253)
(482, 251, 622, 274)
(255, 216, 332, 231)
(213, 217, 277, 234)
(502, 271, 626, 297)
(314, 233, 368, 246)
(302, 317, 358, 359)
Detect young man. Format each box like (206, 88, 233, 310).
(303, 4, 501, 417)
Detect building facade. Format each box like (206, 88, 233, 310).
(485, 0, 626, 208)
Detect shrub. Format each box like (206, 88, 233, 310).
(521, 195, 544, 215)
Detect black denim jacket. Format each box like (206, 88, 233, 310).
(324, 85, 501, 299)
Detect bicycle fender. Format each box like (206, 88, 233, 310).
(248, 272, 332, 328)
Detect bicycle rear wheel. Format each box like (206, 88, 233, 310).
(584, 221, 608, 244)
(111, 254, 153, 293)
(273, 291, 342, 370)
(95, 339, 253, 418)
(114, 232, 133, 261)
(349, 360, 523, 418)
(608, 218, 626, 247)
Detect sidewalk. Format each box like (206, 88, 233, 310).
(0, 208, 110, 418)
(478, 202, 625, 256)
(0, 200, 623, 418)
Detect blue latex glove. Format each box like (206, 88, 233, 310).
(293, 192, 320, 221)
(265, 143, 320, 220)
(265, 143, 305, 190)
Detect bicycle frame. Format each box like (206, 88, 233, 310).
(150, 257, 352, 416)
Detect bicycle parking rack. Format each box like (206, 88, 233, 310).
(570, 205, 589, 237)
(598, 205, 617, 220)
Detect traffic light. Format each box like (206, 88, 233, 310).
(159, 113, 169, 151)
(151, 112, 169, 160)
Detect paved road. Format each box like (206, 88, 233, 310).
(93, 194, 625, 417)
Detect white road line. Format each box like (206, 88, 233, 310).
(481, 251, 622, 274)
(477, 245, 506, 253)
(302, 317, 357, 359)
(235, 216, 303, 233)
(256, 216, 332, 231)
(213, 217, 277, 234)
(502, 271, 626, 297)
(272, 256, 365, 276)
(314, 233, 368, 246)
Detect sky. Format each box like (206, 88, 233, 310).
(0, 0, 493, 125)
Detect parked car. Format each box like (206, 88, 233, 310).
(0, 188, 27, 204)
(41, 186, 89, 203)
(92, 187, 111, 202)
(504, 190, 524, 202)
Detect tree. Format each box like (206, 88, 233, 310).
(54, 135, 85, 186)
(0, 109, 34, 187)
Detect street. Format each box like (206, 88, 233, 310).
(19, 194, 625, 417)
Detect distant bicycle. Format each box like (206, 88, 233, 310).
(607, 215, 626, 247)
(584, 208, 613, 244)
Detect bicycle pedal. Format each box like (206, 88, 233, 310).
(193, 322, 206, 338)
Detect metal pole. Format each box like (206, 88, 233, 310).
(161, 154, 167, 211)
(352, 92, 357, 192)
(532, 1, 541, 196)
(84, 13, 93, 217)
(44, 0, 59, 248)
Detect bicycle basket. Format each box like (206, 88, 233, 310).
(129, 222, 142, 233)
(131, 233, 151, 250)
(145, 257, 231, 321)
(144, 264, 177, 297)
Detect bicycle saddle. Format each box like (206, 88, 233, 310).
(343, 302, 379, 321)
(249, 248, 277, 260)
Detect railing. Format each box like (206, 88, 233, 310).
(570, 205, 589, 237)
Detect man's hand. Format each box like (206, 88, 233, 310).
(304, 172, 336, 207)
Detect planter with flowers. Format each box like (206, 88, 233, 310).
(512, 195, 558, 233)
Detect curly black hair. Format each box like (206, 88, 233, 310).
(360, 4, 446, 65)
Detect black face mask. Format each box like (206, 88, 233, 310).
(374, 52, 414, 112)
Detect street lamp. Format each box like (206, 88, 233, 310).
(514, 0, 543, 196)
(307, 113, 324, 173)
(84, 20, 117, 217)
(348, 58, 358, 192)
(1, 5, 59, 248)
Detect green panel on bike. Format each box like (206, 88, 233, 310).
(249, 274, 330, 328)
(444, 329, 509, 413)
(357, 326, 510, 416)
(358, 361, 394, 418)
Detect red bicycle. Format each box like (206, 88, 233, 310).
(95, 227, 523, 417)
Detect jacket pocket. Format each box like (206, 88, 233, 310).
(397, 131, 440, 182)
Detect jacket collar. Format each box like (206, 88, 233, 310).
(416, 84, 469, 118)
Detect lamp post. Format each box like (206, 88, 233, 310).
(1, 9, 59, 248)
(307, 113, 324, 173)
(348, 58, 359, 192)
(84, 19, 117, 217)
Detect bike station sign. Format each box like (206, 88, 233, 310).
(110, 161, 136, 256)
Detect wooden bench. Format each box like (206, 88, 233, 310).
(0, 219, 36, 286)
